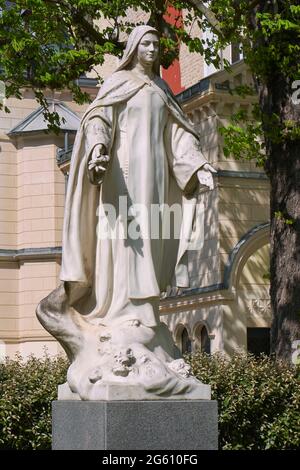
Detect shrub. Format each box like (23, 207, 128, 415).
(186, 351, 300, 450)
(0, 352, 299, 449)
(0, 353, 68, 450)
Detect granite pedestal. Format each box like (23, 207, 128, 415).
(52, 400, 218, 450)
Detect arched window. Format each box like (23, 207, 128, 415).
(194, 324, 211, 355)
(200, 325, 211, 354)
(181, 328, 192, 354)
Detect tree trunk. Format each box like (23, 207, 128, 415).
(260, 74, 300, 361)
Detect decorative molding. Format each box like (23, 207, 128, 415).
(223, 222, 270, 289)
(174, 322, 192, 339)
(217, 170, 268, 180)
(192, 321, 215, 340)
(0, 246, 62, 262)
(0, 335, 56, 344)
(160, 289, 234, 314)
(248, 299, 271, 317)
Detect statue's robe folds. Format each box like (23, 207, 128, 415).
(60, 71, 207, 327)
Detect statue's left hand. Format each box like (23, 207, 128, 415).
(197, 163, 217, 190)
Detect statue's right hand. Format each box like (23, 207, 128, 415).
(87, 144, 110, 184)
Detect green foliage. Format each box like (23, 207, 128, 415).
(0, 353, 68, 450)
(219, 108, 266, 167)
(0, 353, 299, 450)
(181, 0, 300, 163)
(186, 352, 300, 450)
(1, 0, 299, 151)
(0, 0, 191, 130)
(282, 119, 300, 141)
(0, 0, 183, 96)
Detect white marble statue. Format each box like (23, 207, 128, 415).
(37, 25, 216, 401)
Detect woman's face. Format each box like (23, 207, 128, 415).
(136, 33, 159, 68)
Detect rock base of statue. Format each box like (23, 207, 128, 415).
(36, 283, 212, 401)
(57, 380, 211, 400)
(52, 400, 218, 450)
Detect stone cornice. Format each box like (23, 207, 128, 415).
(218, 170, 268, 180)
(0, 246, 62, 262)
(159, 287, 235, 314)
(0, 333, 56, 343)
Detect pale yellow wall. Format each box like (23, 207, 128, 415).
(0, 262, 18, 340)
(16, 137, 65, 248)
(0, 89, 96, 356)
(1, 88, 94, 252)
(218, 177, 269, 274)
(1, 259, 64, 357)
(239, 243, 271, 328)
(0, 137, 17, 248)
(18, 261, 60, 340)
(222, 300, 247, 356)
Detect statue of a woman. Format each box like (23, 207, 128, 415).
(37, 25, 216, 401)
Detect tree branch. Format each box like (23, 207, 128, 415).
(248, 0, 261, 10)
(186, 0, 223, 35)
(42, 0, 122, 48)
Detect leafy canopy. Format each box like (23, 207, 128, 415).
(0, 1, 300, 153)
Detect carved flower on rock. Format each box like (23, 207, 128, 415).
(168, 359, 192, 378)
(112, 348, 136, 377)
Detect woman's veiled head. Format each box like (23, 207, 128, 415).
(115, 25, 160, 74)
(135, 33, 159, 69)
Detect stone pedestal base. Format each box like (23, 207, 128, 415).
(52, 400, 218, 450)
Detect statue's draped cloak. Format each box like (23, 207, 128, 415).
(60, 70, 207, 325)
